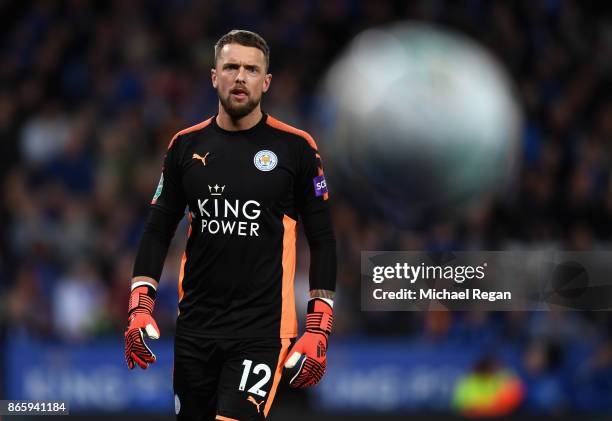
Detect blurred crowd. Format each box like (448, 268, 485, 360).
(1, 0, 612, 413)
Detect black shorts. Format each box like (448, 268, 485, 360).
(173, 334, 292, 421)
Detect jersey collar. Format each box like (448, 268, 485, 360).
(211, 112, 268, 135)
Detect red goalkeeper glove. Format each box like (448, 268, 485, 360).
(284, 298, 333, 388)
(124, 282, 160, 369)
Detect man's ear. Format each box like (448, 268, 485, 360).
(211, 68, 217, 89)
(262, 73, 272, 93)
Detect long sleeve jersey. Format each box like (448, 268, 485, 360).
(133, 113, 336, 339)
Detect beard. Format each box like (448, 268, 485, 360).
(218, 88, 260, 119)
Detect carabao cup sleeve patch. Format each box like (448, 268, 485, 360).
(313, 174, 328, 197)
(152, 173, 164, 204)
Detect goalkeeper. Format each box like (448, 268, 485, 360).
(124, 29, 336, 421)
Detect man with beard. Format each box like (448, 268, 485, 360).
(124, 30, 337, 420)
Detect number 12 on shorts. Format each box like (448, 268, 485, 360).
(238, 359, 272, 397)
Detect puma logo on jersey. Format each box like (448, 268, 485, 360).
(247, 396, 265, 413)
(192, 152, 210, 166)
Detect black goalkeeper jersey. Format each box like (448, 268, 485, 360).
(136, 113, 335, 339)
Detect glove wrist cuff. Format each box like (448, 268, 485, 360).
(128, 284, 156, 316)
(305, 298, 333, 337)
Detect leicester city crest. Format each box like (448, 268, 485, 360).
(254, 150, 278, 172)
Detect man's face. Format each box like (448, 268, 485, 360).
(212, 43, 271, 119)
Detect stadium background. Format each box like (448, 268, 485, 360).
(1, 0, 612, 419)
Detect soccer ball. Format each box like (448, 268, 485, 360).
(320, 22, 522, 227)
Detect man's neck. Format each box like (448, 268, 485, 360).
(216, 106, 263, 131)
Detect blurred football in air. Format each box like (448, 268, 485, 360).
(320, 22, 522, 227)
